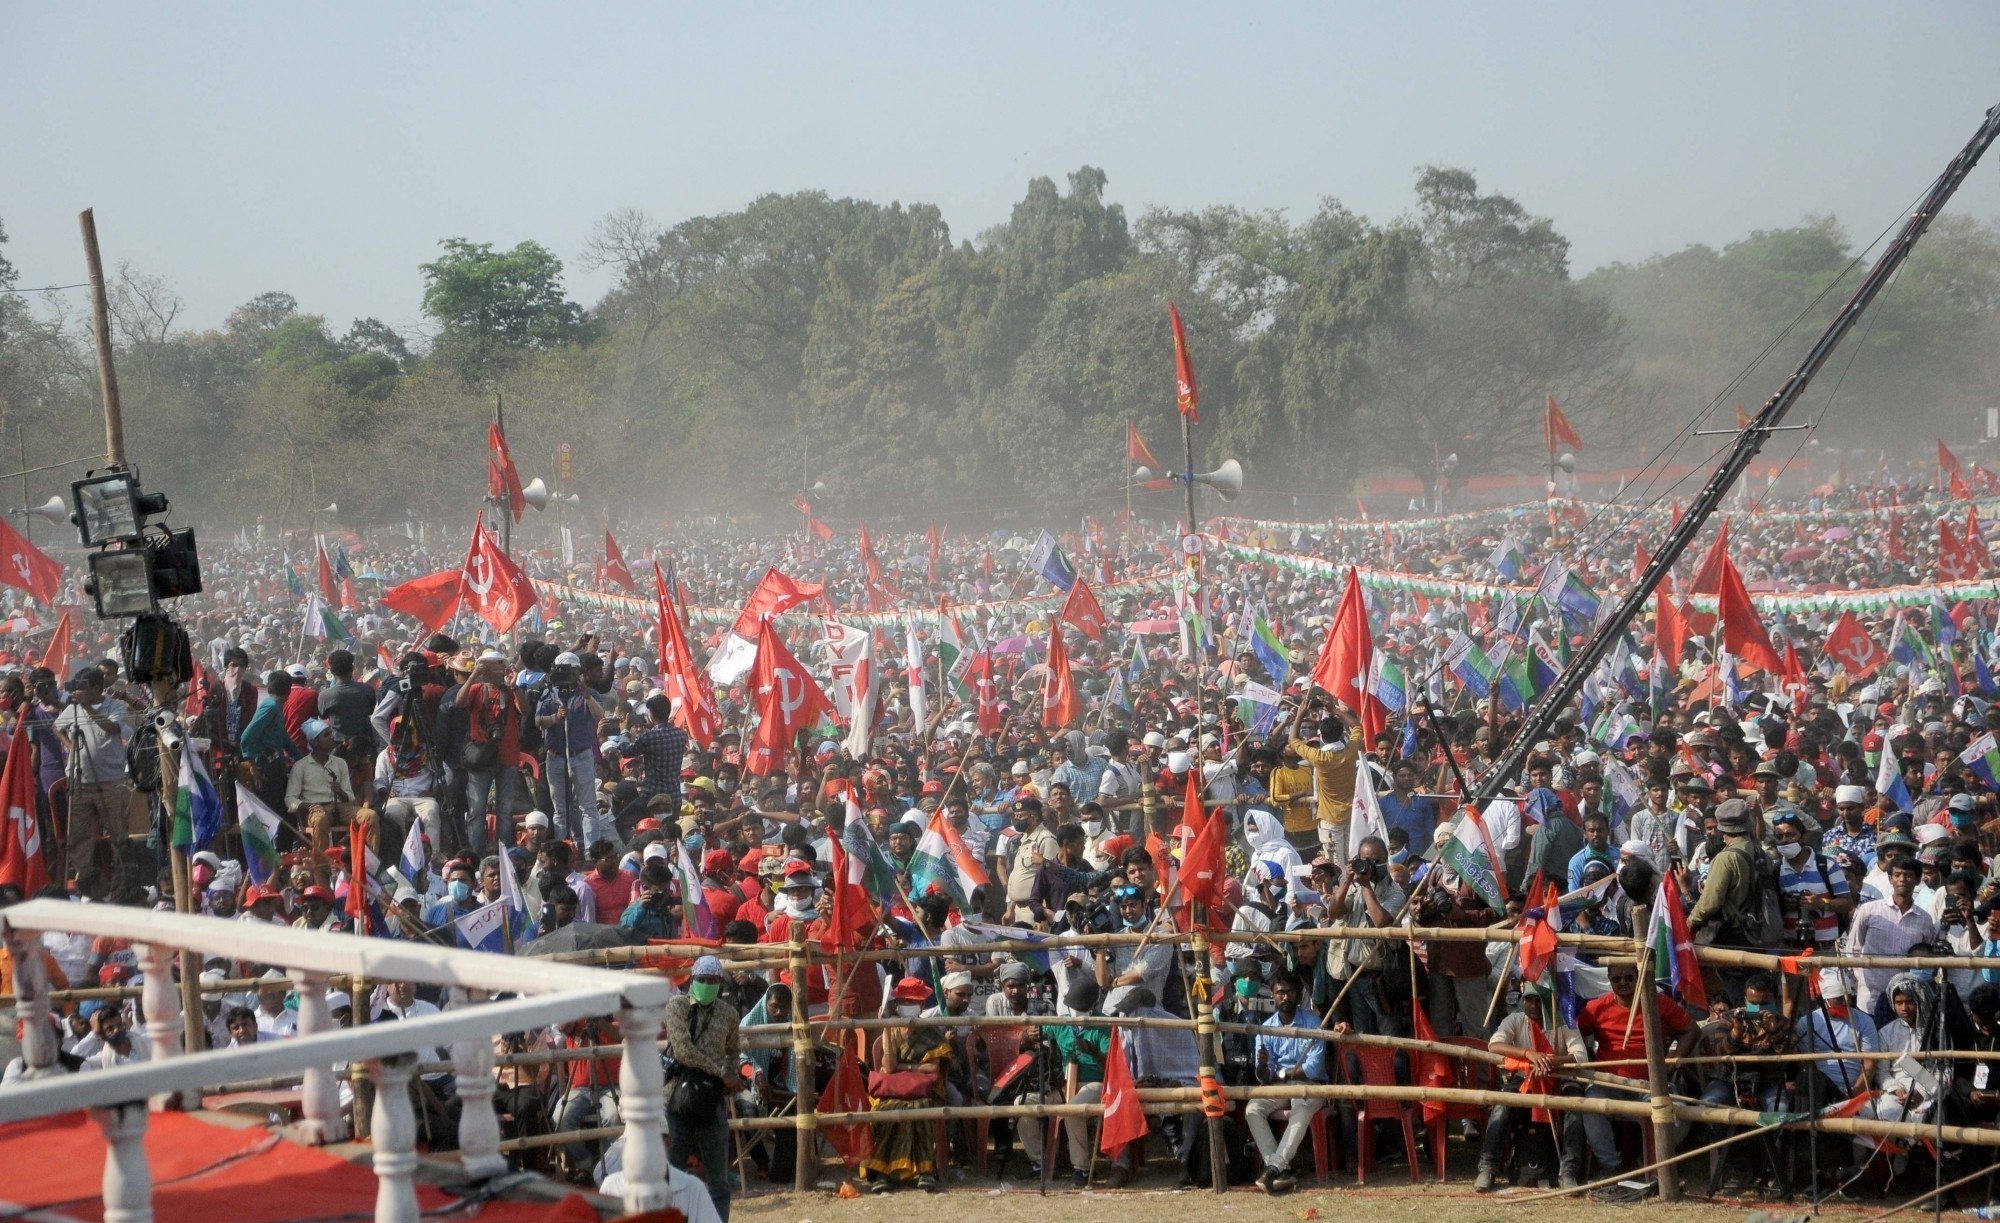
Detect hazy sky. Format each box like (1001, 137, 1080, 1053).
(5, 3, 1997, 337)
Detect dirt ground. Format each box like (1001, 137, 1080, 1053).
(729, 1180, 1834, 1223)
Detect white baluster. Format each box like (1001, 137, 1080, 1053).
(450, 986, 506, 1179)
(368, 1055, 421, 1223)
(5, 924, 55, 1078)
(616, 1001, 669, 1214)
(94, 1101, 153, 1223)
(290, 969, 348, 1143)
(134, 942, 194, 1111)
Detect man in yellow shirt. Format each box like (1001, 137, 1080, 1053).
(1267, 751, 1319, 854)
(1288, 699, 1360, 864)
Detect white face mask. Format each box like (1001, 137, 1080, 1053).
(1780, 841, 1806, 860)
(1082, 820, 1104, 838)
(896, 1004, 922, 1018)
(780, 893, 818, 918)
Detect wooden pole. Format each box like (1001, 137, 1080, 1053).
(1629, 905, 1680, 1202)
(78, 209, 125, 468)
(1189, 923, 1227, 1194)
(789, 929, 816, 1193)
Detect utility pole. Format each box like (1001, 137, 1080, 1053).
(79, 209, 126, 468)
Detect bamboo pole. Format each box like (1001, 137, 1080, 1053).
(1630, 905, 1679, 1201)
(789, 928, 816, 1193)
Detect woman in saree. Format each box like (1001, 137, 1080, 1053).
(861, 977, 954, 1193)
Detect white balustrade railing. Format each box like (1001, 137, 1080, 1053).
(0, 899, 674, 1223)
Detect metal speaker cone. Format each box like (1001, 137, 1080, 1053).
(1191, 458, 1244, 501)
(521, 478, 552, 511)
(1132, 465, 1157, 481)
(25, 496, 67, 524)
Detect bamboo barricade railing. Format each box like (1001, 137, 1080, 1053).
(47, 916, 2000, 1192)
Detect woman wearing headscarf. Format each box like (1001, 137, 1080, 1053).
(1243, 807, 1303, 897)
(860, 978, 954, 1193)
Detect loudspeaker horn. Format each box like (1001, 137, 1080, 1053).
(521, 478, 552, 511)
(1191, 458, 1244, 501)
(1132, 465, 1157, 482)
(321, 501, 339, 515)
(24, 496, 67, 524)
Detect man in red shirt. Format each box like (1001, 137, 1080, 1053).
(281, 663, 319, 751)
(1564, 959, 1693, 1187)
(580, 838, 634, 920)
(701, 849, 742, 924)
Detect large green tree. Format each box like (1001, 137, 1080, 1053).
(420, 239, 596, 383)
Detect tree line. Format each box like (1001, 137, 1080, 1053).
(1, 168, 1995, 532)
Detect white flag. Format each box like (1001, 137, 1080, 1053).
(1348, 760, 1389, 860)
(904, 616, 927, 732)
(823, 619, 877, 759)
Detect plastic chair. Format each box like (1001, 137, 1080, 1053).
(1346, 1044, 1422, 1183)
(1429, 1036, 1496, 1181)
(1269, 1102, 1339, 1180)
(972, 1025, 1027, 1174)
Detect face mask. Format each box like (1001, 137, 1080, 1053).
(1233, 976, 1256, 998)
(896, 1004, 922, 1019)
(1082, 820, 1104, 838)
(449, 880, 472, 903)
(1744, 1001, 1765, 1015)
(689, 981, 721, 1006)
(1780, 842, 1806, 860)
(1825, 1002, 1850, 1020)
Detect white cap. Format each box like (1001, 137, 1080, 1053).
(325, 990, 352, 1013)
(524, 810, 551, 829)
(286, 663, 308, 680)
(642, 843, 670, 862)
(478, 649, 506, 663)
(1818, 967, 1849, 999)
(1011, 760, 1031, 776)
(1834, 784, 1867, 805)
(553, 651, 581, 667)
(939, 971, 974, 991)
(1142, 731, 1166, 749)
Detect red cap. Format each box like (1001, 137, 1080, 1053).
(635, 818, 661, 832)
(737, 848, 768, 874)
(301, 885, 336, 904)
(701, 848, 735, 874)
(890, 977, 934, 1003)
(920, 779, 944, 796)
(781, 859, 814, 880)
(1099, 834, 1135, 862)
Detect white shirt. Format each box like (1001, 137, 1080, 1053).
(1482, 799, 1523, 854)
(256, 1006, 298, 1040)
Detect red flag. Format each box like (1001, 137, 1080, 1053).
(746, 617, 831, 776)
(827, 838, 878, 953)
(0, 517, 62, 606)
(338, 576, 357, 612)
(1734, 402, 1752, 431)
(1409, 998, 1456, 1122)
(968, 649, 1002, 735)
(1886, 508, 1909, 563)
(1042, 621, 1080, 729)
(1516, 880, 1561, 985)
(1654, 590, 1688, 673)
(601, 529, 636, 594)
(1127, 421, 1164, 471)
(1781, 641, 1811, 715)
(1939, 439, 1962, 477)
(381, 569, 465, 633)
(924, 521, 942, 586)
(1657, 871, 1707, 1010)
(655, 563, 720, 748)
(1969, 508, 1994, 570)
(1952, 468, 1974, 502)
(1168, 303, 1199, 424)
(1543, 396, 1583, 454)
(1308, 568, 1385, 744)
(1974, 465, 2000, 495)
(1821, 611, 1885, 680)
(38, 610, 73, 679)
(729, 568, 825, 640)
(458, 518, 537, 634)
(314, 539, 338, 603)
(0, 722, 47, 893)
(1939, 517, 1980, 582)
(1632, 540, 1652, 583)
(1058, 576, 1108, 642)
(816, 1049, 874, 1166)
(1714, 554, 1785, 675)
(1178, 769, 1226, 910)
(487, 421, 526, 523)
(1099, 1025, 1148, 1154)
(1687, 518, 1733, 595)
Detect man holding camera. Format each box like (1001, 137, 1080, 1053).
(537, 651, 604, 846)
(1326, 834, 1407, 1037)
(53, 667, 133, 880)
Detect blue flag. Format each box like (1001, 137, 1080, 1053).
(1026, 530, 1077, 592)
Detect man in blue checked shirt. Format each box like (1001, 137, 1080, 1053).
(1244, 971, 1327, 1194)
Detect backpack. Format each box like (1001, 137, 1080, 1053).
(1717, 839, 1785, 949)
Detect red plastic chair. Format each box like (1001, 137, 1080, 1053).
(1429, 1035, 1495, 1180)
(972, 1025, 1026, 1174)
(1346, 1045, 1422, 1183)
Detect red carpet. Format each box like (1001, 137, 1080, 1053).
(0, 1111, 606, 1222)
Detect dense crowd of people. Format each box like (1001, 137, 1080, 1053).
(6, 467, 2000, 1211)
